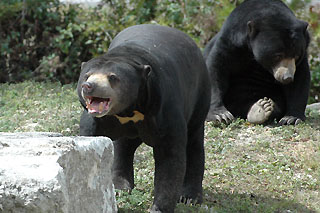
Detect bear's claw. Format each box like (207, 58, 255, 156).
(279, 116, 302, 125)
(206, 107, 234, 124)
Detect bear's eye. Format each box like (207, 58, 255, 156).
(273, 53, 284, 61)
(108, 73, 120, 85)
(84, 72, 91, 81)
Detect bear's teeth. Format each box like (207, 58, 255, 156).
(99, 102, 104, 113)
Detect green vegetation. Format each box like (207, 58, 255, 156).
(1, 0, 320, 211)
(1, 81, 319, 212)
(0, 81, 80, 135)
(0, 0, 320, 103)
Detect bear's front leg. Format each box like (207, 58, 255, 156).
(112, 137, 142, 190)
(150, 133, 187, 213)
(280, 57, 310, 125)
(207, 78, 234, 123)
(205, 48, 234, 124)
(80, 110, 97, 136)
(112, 138, 142, 190)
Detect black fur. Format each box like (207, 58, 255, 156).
(204, 0, 310, 125)
(77, 24, 211, 212)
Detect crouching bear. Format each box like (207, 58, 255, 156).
(204, 0, 310, 125)
(77, 24, 211, 212)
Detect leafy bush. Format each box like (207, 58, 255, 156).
(0, 0, 62, 82)
(307, 4, 320, 103)
(285, 0, 320, 103)
(24, 0, 150, 83)
(0, 0, 233, 83)
(0, 0, 319, 103)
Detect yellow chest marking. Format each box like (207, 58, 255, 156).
(114, 110, 145, 124)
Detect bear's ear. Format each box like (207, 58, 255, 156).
(247, 21, 257, 38)
(300, 21, 309, 36)
(291, 21, 309, 39)
(142, 65, 152, 80)
(81, 62, 87, 70)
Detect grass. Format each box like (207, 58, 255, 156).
(0, 81, 319, 212)
(0, 81, 81, 135)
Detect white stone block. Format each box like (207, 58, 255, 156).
(0, 132, 117, 213)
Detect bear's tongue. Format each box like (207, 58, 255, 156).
(86, 97, 110, 114)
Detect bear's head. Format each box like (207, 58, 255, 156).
(77, 56, 151, 118)
(247, 18, 309, 84)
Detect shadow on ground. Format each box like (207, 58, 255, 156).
(201, 189, 317, 213)
(117, 188, 316, 213)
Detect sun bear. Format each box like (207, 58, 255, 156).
(77, 24, 211, 212)
(204, 0, 310, 125)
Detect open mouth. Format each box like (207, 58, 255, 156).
(85, 96, 111, 115)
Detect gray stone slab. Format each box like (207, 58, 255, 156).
(307, 102, 320, 111)
(0, 132, 117, 213)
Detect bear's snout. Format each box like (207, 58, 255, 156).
(82, 82, 94, 94)
(282, 72, 294, 84)
(273, 58, 296, 84)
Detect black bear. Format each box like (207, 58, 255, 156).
(77, 24, 211, 212)
(204, 0, 310, 125)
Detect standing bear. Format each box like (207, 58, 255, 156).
(77, 24, 211, 212)
(204, 0, 310, 125)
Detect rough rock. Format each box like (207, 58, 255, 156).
(0, 132, 117, 213)
(307, 102, 320, 111)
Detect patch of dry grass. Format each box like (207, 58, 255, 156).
(0, 81, 81, 135)
(1, 81, 319, 212)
